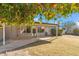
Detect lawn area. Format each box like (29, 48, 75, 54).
(1, 35, 79, 56)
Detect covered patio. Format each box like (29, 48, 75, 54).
(0, 22, 58, 53)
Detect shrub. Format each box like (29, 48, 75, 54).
(73, 29, 79, 35)
(51, 28, 63, 36)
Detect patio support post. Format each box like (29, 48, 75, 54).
(2, 23, 6, 45)
(36, 26, 38, 39)
(56, 25, 58, 38)
(31, 26, 33, 36)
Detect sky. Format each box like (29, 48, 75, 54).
(34, 13, 79, 28)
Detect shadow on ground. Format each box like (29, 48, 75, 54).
(6, 40, 51, 52)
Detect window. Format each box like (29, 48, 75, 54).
(33, 28, 36, 33)
(38, 26, 45, 33)
(27, 26, 31, 33)
(22, 26, 31, 33)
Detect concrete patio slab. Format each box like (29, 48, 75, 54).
(0, 38, 39, 53)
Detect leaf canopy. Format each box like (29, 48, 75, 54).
(0, 3, 79, 25)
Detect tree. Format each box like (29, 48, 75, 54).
(64, 21, 76, 34)
(0, 3, 79, 41)
(0, 3, 79, 25)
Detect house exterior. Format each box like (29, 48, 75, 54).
(0, 22, 58, 45)
(5, 22, 58, 39)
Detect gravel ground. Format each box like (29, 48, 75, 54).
(1, 35, 79, 56)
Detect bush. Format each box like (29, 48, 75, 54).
(51, 28, 63, 36)
(73, 29, 79, 35)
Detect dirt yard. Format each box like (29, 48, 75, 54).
(1, 35, 79, 56)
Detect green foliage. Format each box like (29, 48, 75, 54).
(64, 22, 76, 28)
(73, 29, 79, 35)
(51, 28, 63, 36)
(74, 29, 79, 32)
(0, 3, 79, 25)
(0, 4, 36, 25)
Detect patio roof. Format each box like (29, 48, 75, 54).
(34, 22, 58, 27)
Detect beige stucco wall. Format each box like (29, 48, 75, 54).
(5, 25, 17, 40)
(0, 25, 53, 40)
(5, 25, 34, 40)
(0, 24, 53, 42)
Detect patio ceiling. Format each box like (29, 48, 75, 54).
(34, 22, 58, 27)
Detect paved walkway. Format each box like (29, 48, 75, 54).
(0, 38, 39, 53)
(0, 36, 53, 54)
